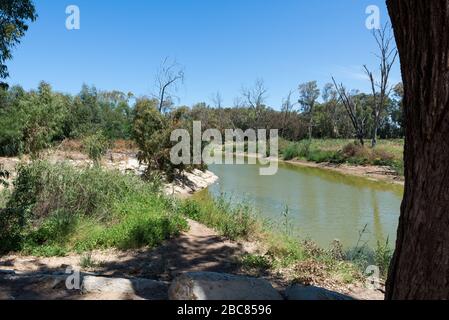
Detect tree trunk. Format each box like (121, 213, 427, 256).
(386, 0, 449, 300)
(308, 108, 314, 140)
(371, 123, 378, 148)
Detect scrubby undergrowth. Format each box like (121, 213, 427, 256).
(280, 139, 404, 176)
(0, 161, 187, 256)
(0, 160, 391, 286)
(179, 195, 392, 284)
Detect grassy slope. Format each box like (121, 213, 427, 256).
(0, 161, 188, 256)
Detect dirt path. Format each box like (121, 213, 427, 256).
(0, 220, 251, 279)
(0, 220, 383, 300)
(0, 220, 256, 300)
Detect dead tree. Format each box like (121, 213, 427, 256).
(281, 90, 298, 137)
(363, 24, 398, 148)
(332, 77, 367, 146)
(242, 79, 268, 128)
(154, 57, 184, 113)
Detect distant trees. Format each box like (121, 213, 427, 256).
(0, 0, 37, 87)
(298, 81, 320, 140)
(242, 79, 268, 128)
(0, 83, 133, 157)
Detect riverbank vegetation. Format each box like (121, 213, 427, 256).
(280, 139, 404, 175)
(0, 161, 187, 256)
(0, 160, 392, 283)
(180, 195, 393, 282)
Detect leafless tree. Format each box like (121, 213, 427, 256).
(332, 77, 368, 146)
(363, 24, 398, 147)
(154, 57, 184, 113)
(211, 91, 223, 109)
(242, 79, 268, 127)
(281, 90, 298, 135)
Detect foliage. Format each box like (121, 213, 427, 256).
(179, 196, 259, 241)
(280, 139, 403, 175)
(0, 161, 187, 255)
(0, 84, 133, 157)
(82, 132, 110, 165)
(0, 0, 37, 81)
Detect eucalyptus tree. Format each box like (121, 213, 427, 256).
(0, 0, 37, 87)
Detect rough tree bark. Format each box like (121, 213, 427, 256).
(386, 0, 449, 299)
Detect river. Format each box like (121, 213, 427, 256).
(195, 159, 403, 248)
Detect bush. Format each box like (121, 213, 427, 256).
(0, 161, 188, 255)
(82, 132, 110, 164)
(282, 140, 311, 161)
(282, 143, 299, 161)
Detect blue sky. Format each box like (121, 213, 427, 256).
(7, 0, 400, 109)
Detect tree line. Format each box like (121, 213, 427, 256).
(0, 77, 404, 156)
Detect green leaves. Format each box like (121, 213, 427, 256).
(0, 0, 37, 79)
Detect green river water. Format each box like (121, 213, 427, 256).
(195, 160, 403, 248)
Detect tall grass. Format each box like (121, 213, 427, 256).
(0, 161, 188, 256)
(179, 195, 259, 241)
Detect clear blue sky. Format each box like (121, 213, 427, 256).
(7, 0, 400, 109)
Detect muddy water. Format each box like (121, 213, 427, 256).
(196, 160, 403, 248)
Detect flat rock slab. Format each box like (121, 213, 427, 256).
(169, 272, 283, 300)
(0, 273, 168, 300)
(82, 276, 168, 300)
(285, 285, 354, 300)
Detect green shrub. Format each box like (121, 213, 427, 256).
(282, 140, 311, 161)
(0, 161, 188, 255)
(82, 132, 110, 164)
(282, 144, 299, 161)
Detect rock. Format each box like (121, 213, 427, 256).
(0, 269, 15, 276)
(285, 284, 354, 300)
(82, 276, 168, 300)
(168, 272, 283, 300)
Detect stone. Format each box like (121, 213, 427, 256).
(284, 284, 354, 300)
(81, 276, 168, 300)
(168, 272, 283, 300)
